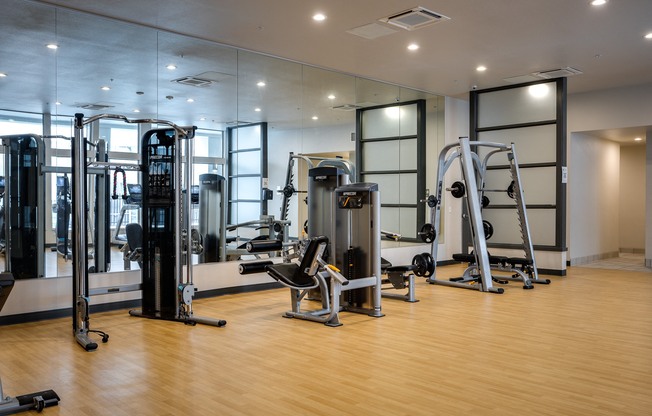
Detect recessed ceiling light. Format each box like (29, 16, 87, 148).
(257, 81, 266, 87)
(407, 43, 419, 51)
(100, 86, 111, 91)
(199, 117, 206, 121)
(186, 98, 194, 103)
(312, 116, 319, 120)
(46, 43, 58, 50)
(476, 65, 487, 72)
(166, 64, 177, 70)
(133, 109, 140, 113)
(0, 73, 6, 78)
(328, 94, 336, 100)
(590, 0, 607, 5)
(645, 33, 652, 39)
(313, 13, 326, 21)
(55, 101, 61, 105)
(634, 137, 642, 141)
(254, 107, 261, 112)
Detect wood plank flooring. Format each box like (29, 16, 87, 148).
(1, 264, 651, 415)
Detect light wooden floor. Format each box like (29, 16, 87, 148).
(1, 264, 651, 416)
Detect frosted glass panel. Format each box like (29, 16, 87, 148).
(237, 202, 261, 223)
(482, 166, 555, 205)
(483, 208, 555, 246)
(399, 173, 417, 204)
(232, 125, 261, 150)
(399, 104, 418, 136)
(477, 124, 557, 165)
(399, 207, 417, 238)
(520, 167, 556, 205)
(399, 139, 417, 169)
(235, 150, 261, 175)
(364, 174, 399, 204)
(362, 107, 399, 139)
(233, 176, 260, 200)
(362, 141, 399, 171)
(478, 82, 556, 128)
(381, 207, 400, 235)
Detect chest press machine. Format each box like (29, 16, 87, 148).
(418, 137, 550, 293)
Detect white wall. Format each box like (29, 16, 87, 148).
(619, 145, 646, 251)
(567, 82, 652, 265)
(568, 133, 620, 264)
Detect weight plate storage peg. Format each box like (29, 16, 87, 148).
(419, 223, 436, 243)
(449, 181, 465, 198)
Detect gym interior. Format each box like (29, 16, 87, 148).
(1, 1, 651, 415)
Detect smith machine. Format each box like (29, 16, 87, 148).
(71, 113, 225, 352)
(413, 137, 550, 293)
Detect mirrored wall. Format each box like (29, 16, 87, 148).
(0, 0, 443, 278)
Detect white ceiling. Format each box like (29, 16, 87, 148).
(33, 0, 652, 97)
(1, 0, 650, 144)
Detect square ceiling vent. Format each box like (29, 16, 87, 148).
(380, 6, 450, 31)
(534, 67, 583, 79)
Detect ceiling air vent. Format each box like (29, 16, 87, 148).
(534, 67, 583, 79)
(172, 76, 214, 88)
(76, 103, 114, 110)
(381, 7, 450, 31)
(332, 104, 362, 111)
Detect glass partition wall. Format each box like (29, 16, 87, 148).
(0, 0, 443, 278)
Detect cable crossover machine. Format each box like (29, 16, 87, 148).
(70, 113, 225, 352)
(414, 137, 550, 293)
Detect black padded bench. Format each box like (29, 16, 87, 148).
(379, 257, 418, 302)
(452, 253, 532, 268)
(265, 236, 328, 290)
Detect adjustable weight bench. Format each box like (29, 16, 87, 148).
(265, 236, 381, 327)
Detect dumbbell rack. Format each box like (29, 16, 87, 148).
(423, 137, 544, 292)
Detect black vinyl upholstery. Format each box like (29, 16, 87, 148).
(265, 236, 328, 289)
(126, 223, 143, 251)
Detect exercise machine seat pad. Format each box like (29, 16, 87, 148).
(380, 257, 392, 271)
(125, 223, 143, 250)
(265, 236, 329, 289)
(386, 264, 417, 273)
(266, 263, 316, 288)
(452, 253, 508, 265)
(507, 257, 533, 266)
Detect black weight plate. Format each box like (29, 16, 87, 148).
(450, 181, 465, 198)
(422, 252, 435, 277)
(483, 220, 494, 240)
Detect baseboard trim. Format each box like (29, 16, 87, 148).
(0, 282, 283, 326)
